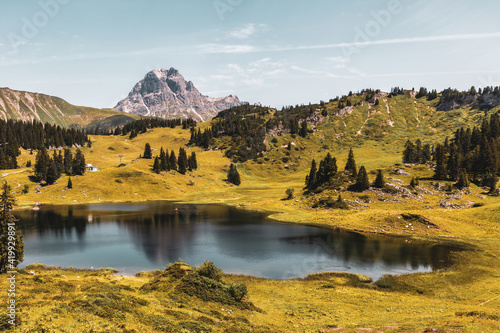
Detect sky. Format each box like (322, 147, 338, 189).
(1, 0, 500, 109)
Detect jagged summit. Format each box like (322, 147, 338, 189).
(113, 68, 241, 122)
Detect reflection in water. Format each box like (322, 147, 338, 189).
(14, 202, 458, 280)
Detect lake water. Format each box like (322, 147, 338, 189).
(14, 202, 456, 280)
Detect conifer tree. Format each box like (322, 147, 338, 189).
(67, 177, 73, 189)
(46, 160, 59, 185)
(0, 182, 24, 273)
(152, 157, 161, 174)
(34, 148, 50, 182)
(143, 143, 152, 159)
(169, 150, 177, 171)
(374, 169, 385, 188)
(227, 163, 241, 186)
(160, 148, 168, 171)
(305, 159, 317, 189)
(410, 177, 417, 189)
(188, 152, 198, 171)
(433, 144, 448, 180)
(72, 148, 86, 176)
(455, 169, 469, 189)
(354, 166, 370, 191)
(64, 148, 73, 175)
(299, 121, 308, 138)
(345, 148, 357, 177)
(177, 148, 188, 174)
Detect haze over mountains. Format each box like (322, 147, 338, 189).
(113, 68, 241, 122)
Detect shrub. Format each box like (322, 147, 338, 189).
(229, 283, 248, 301)
(285, 188, 294, 200)
(197, 261, 223, 281)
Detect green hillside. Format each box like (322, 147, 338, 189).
(0, 87, 140, 129)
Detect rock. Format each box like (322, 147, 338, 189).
(113, 68, 241, 121)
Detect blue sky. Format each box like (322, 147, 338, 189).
(1, 0, 500, 109)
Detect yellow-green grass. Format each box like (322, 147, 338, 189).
(0, 103, 499, 331)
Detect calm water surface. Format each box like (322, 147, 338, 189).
(14, 202, 456, 280)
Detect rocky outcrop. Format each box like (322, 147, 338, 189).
(113, 68, 241, 122)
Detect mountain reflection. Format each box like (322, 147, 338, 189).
(14, 203, 457, 279)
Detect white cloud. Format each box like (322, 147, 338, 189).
(210, 74, 234, 80)
(274, 32, 500, 52)
(229, 23, 267, 39)
(197, 44, 257, 54)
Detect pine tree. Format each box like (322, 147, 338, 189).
(152, 157, 161, 174)
(188, 152, 198, 171)
(64, 148, 72, 175)
(177, 148, 188, 174)
(72, 149, 86, 176)
(305, 159, 317, 189)
(345, 148, 357, 177)
(169, 150, 177, 171)
(487, 174, 498, 194)
(410, 177, 417, 189)
(67, 177, 73, 189)
(455, 168, 469, 189)
(374, 169, 385, 188)
(433, 144, 448, 180)
(34, 148, 50, 182)
(46, 160, 59, 185)
(299, 121, 308, 138)
(227, 163, 241, 186)
(143, 143, 152, 159)
(354, 166, 370, 191)
(0, 182, 24, 273)
(160, 148, 168, 171)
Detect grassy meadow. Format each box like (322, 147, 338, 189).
(1, 94, 500, 332)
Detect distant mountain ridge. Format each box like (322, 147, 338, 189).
(112, 68, 241, 121)
(0, 87, 138, 129)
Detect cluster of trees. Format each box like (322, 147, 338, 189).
(34, 148, 86, 185)
(267, 103, 325, 133)
(416, 87, 438, 100)
(404, 113, 500, 192)
(305, 153, 338, 191)
(402, 139, 432, 164)
(144, 144, 198, 175)
(0, 120, 89, 170)
(304, 149, 384, 193)
(190, 105, 268, 162)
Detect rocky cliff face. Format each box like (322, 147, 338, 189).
(113, 68, 241, 122)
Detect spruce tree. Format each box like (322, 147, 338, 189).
(455, 169, 469, 189)
(305, 159, 317, 189)
(177, 148, 188, 174)
(374, 169, 385, 188)
(410, 177, 417, 189)
(299, 121, 308, 138)
(160, 148, 168, 171)
(46, 160, 59, 185)
(0, 182, 24, 273)
(433, 144, 448, 180)
(67, 177, 73, 189)
(227, 163, 241, 186)
(143, 143, 152, 159)
(188, 152, 198, 171)
(64, 148, 73, 175)
(152, 157, 161, 174)
(72, 149, 86, 176)
(169, 150, 177, 171)
(34, 148, 50, 182)
(354, 166, 370, 191)
(345, 148, 357, 177)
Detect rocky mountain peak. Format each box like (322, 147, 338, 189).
(113, 68, 240, 122)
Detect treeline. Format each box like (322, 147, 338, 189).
(0, 119, 88, 170)
(93, 118, 196, 138)
(403, 113, 500, 192)
(189, 105, 268, 162)
(33, 148, 86, 185)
